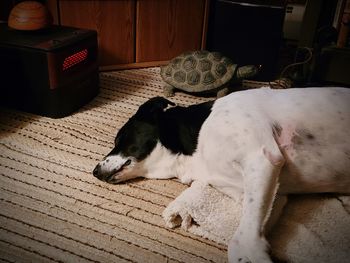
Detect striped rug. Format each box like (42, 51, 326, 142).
(0, 67, 227, 263)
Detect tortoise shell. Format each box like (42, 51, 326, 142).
(160, 50, 237, 92)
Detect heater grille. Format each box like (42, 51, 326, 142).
(62, 49, 88, 71)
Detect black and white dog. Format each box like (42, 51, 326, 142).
(93, 87, 350, 263)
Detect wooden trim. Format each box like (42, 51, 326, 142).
(135, 0, 141, 63)
(99, 60, 169, 72)
(133, 0, 137, 63)
(46, 0, 59, 25)
(201, 0, 211, 50)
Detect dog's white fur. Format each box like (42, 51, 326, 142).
(102, 87, 350, 262)
(155, 87, 350, 262)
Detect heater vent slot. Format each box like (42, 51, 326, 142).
(62, 49, 88, 71)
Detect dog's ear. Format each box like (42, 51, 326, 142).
(135, 97, 175, 121)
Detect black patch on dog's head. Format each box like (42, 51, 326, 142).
(108, 97, 213, 161)
(108, 97, 175, 160)
(110, 120, 158, 160)
(134, 96, 175, 123)
(158, 100, 214, 155)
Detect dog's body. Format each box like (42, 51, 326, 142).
(93, 87, 350, 263)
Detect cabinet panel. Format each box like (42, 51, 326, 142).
(136, 0, 205, 62)
(46, 0, 59, 25)
(59, 0, 135, 66)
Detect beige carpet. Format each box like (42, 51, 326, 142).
(0, 67, 227, 263)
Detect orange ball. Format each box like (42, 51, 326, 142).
(8, 1, 51, 31)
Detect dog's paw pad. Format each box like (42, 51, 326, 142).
(162, 210, 181, 228)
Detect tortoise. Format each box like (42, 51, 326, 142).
(160, 50, 259, 98)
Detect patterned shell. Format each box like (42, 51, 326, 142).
(160, 50, 237, 92)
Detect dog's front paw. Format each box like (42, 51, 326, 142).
(228, 235, 272, 263)
(179, 174, 193, 185)
(162, 205, 192, 230)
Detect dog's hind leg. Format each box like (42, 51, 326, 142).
(264, 194, 288, 234)
(228, 146, 285, 263)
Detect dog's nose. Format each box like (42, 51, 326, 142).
(93, 164, 100, 177)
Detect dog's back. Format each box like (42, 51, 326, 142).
(191, 87, 350, 194)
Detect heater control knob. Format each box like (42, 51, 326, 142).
(8, 1, 52, 31)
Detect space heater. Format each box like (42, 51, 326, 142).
(0, 23, 99, 118)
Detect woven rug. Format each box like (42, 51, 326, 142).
(0, 67, 227, 263)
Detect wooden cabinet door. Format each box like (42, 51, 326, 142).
(59, 0, 135, 66)
(136, 0, 206, 63)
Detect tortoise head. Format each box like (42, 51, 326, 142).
(236, 65, 261, 79)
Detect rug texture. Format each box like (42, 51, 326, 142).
(0, 67, 227, 263)
(163, 181, 350, 263)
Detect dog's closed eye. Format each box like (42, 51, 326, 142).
(124, 159, 131, 166)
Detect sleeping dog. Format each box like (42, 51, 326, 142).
(93, 87, 350, 263)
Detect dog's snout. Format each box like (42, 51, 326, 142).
(93, 164, 101, 177)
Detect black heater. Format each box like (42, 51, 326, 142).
(206, 0, 285, 81)
(0, 23, 99, 118)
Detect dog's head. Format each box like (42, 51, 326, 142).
(93, 97, 175, 184)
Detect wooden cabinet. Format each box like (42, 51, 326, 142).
(58, 0, 135, 66)
(47, 0, 208, 69)
(136, 0, 206, 63)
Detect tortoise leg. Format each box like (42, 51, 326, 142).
(216, 86, 230, 98)
(163, 85, 176, 97)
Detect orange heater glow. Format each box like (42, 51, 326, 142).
(62, 49, 88, 71)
